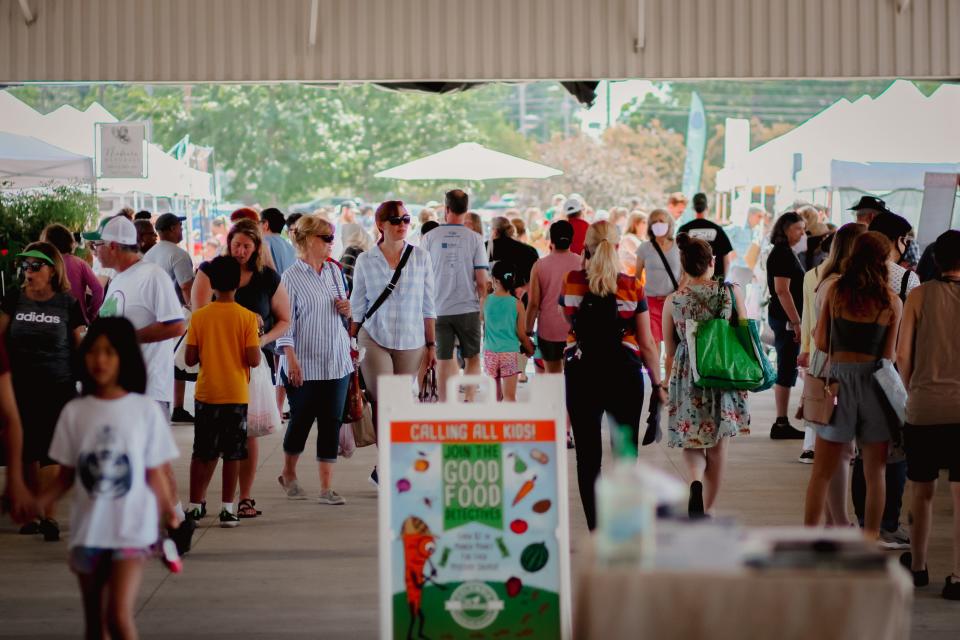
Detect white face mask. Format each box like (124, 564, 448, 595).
(791, 233, 808, 254)
(651, 222, 669, 237)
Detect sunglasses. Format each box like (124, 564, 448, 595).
(316, 234, 335, 243)
(387, 215, 412, 226)
(19, 261, 48, 273)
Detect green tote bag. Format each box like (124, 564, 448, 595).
(687, 283, 764, 390)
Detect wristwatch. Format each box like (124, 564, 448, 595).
(525, 331, 536, 337)
(425, 341, 436, 348)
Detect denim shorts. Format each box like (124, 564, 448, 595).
(69, 546, 153, 575)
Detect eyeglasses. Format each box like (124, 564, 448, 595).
(88, 241, 105, 250)
(387, 215, 412, 226)
(316, 234, 335, 243)
(19, 261, 48, 273)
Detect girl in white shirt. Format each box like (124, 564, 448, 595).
(39, 317, 179, 640)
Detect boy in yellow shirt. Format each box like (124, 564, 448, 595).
(185, 256, 261, 528)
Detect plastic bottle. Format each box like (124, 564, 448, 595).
(594, 425, 656, 567)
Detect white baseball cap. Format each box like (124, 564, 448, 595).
(564, 197, 583, 215)
(82, 215, 138, 245)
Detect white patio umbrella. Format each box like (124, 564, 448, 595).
(375, 142, 562, 181)
(0, 131, 95, 188)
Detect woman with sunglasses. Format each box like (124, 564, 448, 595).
(349, 202, 437, 434)
(192, 219, 291, 519)
(0, 242, 85, 541)
(276, 215, 353, 505)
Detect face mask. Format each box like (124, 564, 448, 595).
(651, 222, 669, 237)
(791, 234, 808, 254)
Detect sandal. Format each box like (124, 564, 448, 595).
(237, 498, 262, 518)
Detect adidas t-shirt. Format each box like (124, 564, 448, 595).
(1, 289, 83, 384)
(49, 393, 178, 549)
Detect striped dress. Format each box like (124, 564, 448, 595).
(276, 259, 353, 382)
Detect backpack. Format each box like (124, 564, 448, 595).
(572, 291, 625, 359)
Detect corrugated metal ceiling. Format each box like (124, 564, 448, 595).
(1, 0, 958, 83)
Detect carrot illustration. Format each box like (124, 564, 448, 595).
(512, 475, 537, 506)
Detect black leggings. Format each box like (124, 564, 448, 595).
(564, 353, 645, 530)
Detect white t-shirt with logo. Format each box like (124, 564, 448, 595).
(48, 394, 178, 549)
(99, 261, 184, 403)
(420, 224, 490, 316)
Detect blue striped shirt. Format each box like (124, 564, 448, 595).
(350, 243, 437, 350)
(277, 259, 353, 381)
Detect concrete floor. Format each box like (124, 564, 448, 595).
(1, 384, 957, 639)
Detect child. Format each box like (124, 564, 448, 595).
(38, 317, 179, 639)
(483, 261, 535, 402)
(184, 255, 261, 528)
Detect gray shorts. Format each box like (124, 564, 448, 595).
(436, 312, 482, 360)
(815, 361, 897, 445)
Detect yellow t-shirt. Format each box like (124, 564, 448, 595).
(186, 301, 260, 405)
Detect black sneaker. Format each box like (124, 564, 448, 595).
(688, 481, 706, 519)
(171, 407, 194, 424)
(899, 552, 929, 587)
(18, 520, 41, 535)
(369, 467, 379, 487)
(38, 518, 60, 542)
(169, 518, 197, 555)
(770, 420, 805, 440)
(185, 502, 207, 521)
(943, 575, 960, 600)
(798, 450, 815, 464)
(219, 508, 240, 528)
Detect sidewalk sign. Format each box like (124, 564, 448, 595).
(378, 374, 572, 640)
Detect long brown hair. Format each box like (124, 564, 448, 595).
(225, 219, 265, 272)
(816, 222, 867, 288)
(834, 231, 892, 316)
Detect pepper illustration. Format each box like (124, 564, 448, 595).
(512, 475, 537, 506)
(401, 517, 446, 640)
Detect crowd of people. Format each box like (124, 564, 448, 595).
(2, 188, 960, 636)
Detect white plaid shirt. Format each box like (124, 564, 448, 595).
(350, 243, 436, 350)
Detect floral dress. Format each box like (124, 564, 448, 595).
(667, 283, 750, 448)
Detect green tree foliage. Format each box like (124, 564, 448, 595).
(11, 84, 532, 206)
(0, 186, 98, 282)
(516, 124, 685, 211)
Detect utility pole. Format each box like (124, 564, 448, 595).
(518, 84, 527, 133)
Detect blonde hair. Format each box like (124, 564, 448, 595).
(625, 211, 648, 236)
(345, 227, 373, 252)
(646, 208, 673, 240)
(290, 214, 334, 257)
(584, 221, 621, 297)
(224, 219, 265, 272)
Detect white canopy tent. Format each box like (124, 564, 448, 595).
(376, 142, 562, 181)
(0, 91, 213, 201)
(0, 131, 94, 188)
(717, 80, 960, 222)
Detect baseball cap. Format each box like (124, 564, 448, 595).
(82, 216, 138, 245)
(550, 220, 574, 250)
(155, 213, 186, 231)
(15, 249, 55, 265)
(848, 195, 887, 212)
(564, 198, 583, 216)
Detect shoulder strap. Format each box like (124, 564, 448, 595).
(650, 240, 679, 291)
(359, 244, 414, 326)
(899, 269, 910, 302)
(723, 281, 740, 325)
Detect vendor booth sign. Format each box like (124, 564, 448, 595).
(378, 375, 571, 640)
(96, 122, 147, 178)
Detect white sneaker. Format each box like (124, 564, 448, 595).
(318, 489, 346, 505)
